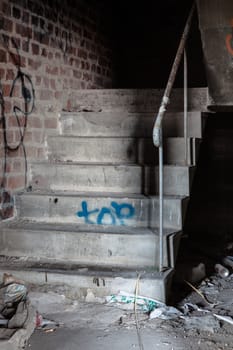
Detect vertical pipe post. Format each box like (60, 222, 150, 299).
(184, 49, 188, 165)
(159, 129, 164, 272)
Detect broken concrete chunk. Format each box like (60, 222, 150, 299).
(183, 315, 220, 333)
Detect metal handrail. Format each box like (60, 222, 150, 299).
(152, 3, 196, 272)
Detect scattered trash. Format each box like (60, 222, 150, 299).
(222, 256, 233, 269)
(35, 311, 59, 331)
(180, 303, 209, 315)
(150, 306, 181, 320)
(106, 291, 164, 312)
(215, 264, 229, 278)
(213, 314, 233, 325)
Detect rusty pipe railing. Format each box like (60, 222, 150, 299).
(152, 3, 196, 272)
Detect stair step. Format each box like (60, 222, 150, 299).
(0, 220, 181, 269)
(16, 191, 188, 230)
(47, 136, 201, 165)
(30, 162, 194, 196)
(0, 259, 174, 302)
(67, 88, 208, 112)
(60, 111, 204, 138)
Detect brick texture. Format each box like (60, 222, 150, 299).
(0, 0, 113, 214)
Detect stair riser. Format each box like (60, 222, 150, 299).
(30, 164, 193, 196)
(0, 229, 173, 268)
(17, 195, 187, 230)
(0, 267, 173, 303)
(47, 137, 200, 165)
(68, 88, 207, 112)
(60, 112, 204, 138)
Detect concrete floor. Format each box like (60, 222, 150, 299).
(25, 289, 233, 350)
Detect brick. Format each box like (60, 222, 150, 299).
(16, 24, 32, 38)
(41, 48, 47, 57)
(22, 40, 29, 52)
(35, 76, 42, 86)
(7, 175, 25, 190)
(3, 84, 11, 96)
(12, 37, 21, 50)
(4, 100, 11, 113)
(32, 130, 43, 143)
(73, 70, 82, 79)
(22, 11, 29, 24)
(6, 69, 14, 80)
(26, 146, 38, 158)
(48, 52, 53, 60)
(39, 89, 53, 100)
(24, 131, 33, 142)
(78, 48, 87, 59)
(31, 15, 38, 27)
(50, 79, 56, 90)
(46, 66, 58, 75)
(2, 18, 13, 32)
(13, 6, 21, 19)
(31, 43, 39, 55)
(84, 29, 92, 40)
(43, 77, 49, 88)
(0, 49, 7, 62)
(2, 2, 11, 15)
(83, 72, 92, 81)
(89, 53, 97, 60)
(55, 91, 63, 99)
(33, 30, 49, 45)
(7, 115, 25, 127)
(55, 52, 61, 60)
(0, 68, 5, 79)
(5, 129, 14, 143)
(13, 160, 24, 172)
(28, 58, 41, 70)
(27, 116, 42, 128)
(44, 118, 57, 129)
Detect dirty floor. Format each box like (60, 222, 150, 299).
(25, 271, 233, 350)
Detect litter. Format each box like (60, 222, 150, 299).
(214, 264, 229, 278)
(150, 306, 181, 320)
(106, 291, 164, 312)
(35, 311, 59, 331)
(213, 314, 233, 325)
(222, 256, 233, 269)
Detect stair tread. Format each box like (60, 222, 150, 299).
(19, 189, 187, 200)
(32, 161, 193, 168)
(2, 219, 180, 236)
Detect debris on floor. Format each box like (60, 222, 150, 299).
(106, 291, 164, 312)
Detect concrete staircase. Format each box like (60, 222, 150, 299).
(0, 88, 208, 302)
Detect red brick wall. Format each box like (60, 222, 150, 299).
(0, 0, 113, 210)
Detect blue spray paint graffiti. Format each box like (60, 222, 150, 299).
(76, 201, 135, 226)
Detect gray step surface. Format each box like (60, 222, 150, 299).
(60, 111, 204, 138)
(47, 136, 201, 166)
(30, 162, 194, 196)
(66, 88, 208, 112)
(0, 259, 174, 302)
(0, 220, 181, 269)
(16, 191, 189, 230)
